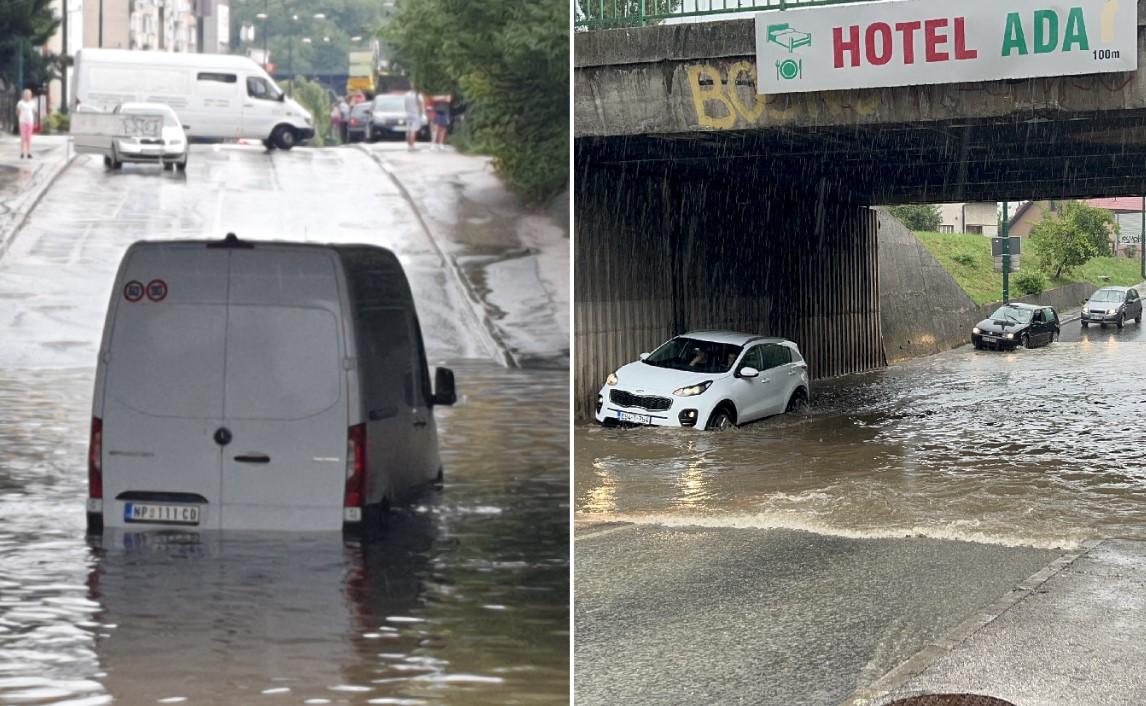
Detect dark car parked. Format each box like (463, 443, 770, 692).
(1080, 286, 1142, 328)
(345, 102, 373, 143)
(972, 303, 1059, 350)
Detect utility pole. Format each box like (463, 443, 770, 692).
(62, 0, 68, 109)
(1140, 195, 1144, 280)
(16, 38, 24, 96)
(1002, 201, 1011, 304)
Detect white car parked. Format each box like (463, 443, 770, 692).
(595, 331, 810, 430)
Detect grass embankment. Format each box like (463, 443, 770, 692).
(914, 231, 1144, 305)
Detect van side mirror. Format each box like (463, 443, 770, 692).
(278, 92, 285, 102)
(431, 367, 456, 406)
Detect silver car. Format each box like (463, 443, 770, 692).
(1081, 286, 1143, 328)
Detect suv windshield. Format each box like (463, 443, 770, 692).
(989, 305, 1033, 324)
(1089, 289, 1124, 302)
(644, 337, 742, 373)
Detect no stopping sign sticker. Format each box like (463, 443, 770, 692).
(146, 279, 168, 302)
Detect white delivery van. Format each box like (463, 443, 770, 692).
(73, 48, 315, 150)
(86, 234, 457, 533)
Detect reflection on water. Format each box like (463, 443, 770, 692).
(0, 362, 567, 705)
(576, 342, 1146, 549)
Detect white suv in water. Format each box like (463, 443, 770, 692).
(595, 331, 810, 431)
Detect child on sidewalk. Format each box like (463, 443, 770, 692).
(17, 90, 37, 159)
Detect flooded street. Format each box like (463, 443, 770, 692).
(577, 330, 1146, 549)
(0, 145, 568, 704)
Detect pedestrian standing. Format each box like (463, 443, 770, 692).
(17, 89, 37, 159)
(338, 97, 350, 144)
(329, 102, 342, 145)
(403, 88, 423, 152)
(431, 98, 450, 152)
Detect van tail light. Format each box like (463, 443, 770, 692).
(344, 424, 366, 509)
(88, 418, 103, 499)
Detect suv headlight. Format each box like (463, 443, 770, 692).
(605, 372, 618, 386)
(1005, 332, 1015, 340)
(673, 380, 712, 397)
(1108, 308, 1118, 315)
(972, 327, 981, 334)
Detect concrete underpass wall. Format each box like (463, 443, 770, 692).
(876, 211, 983, 362)
(575, 167, 885, 418)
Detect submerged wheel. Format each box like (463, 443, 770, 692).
(1117, 313, 1125, 329)
(706, 406, 734, 432)
(786, 388, 809, 413)
(1081, 320, 1088, 328)
(1021, 333, 1031, 349)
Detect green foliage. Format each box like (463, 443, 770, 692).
(915, 231, 1141, 305)
(888, 204, 942, 232)
(45, 110, 68, 133)
(0, 0, 63, 88)
(287, 76, 332, 145)
(1030, 201, 1116, 279)
(383, 0, 568, 203)
(952, 252, 976, 267)
(575, 0, 684, 28)
(1013, 270, 1046, 296)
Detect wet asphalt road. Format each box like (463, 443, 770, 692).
(0, 144, 569, 705)
(575, 525, 1057, 706)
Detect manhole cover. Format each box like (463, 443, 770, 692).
(884, 696, 1017, 706)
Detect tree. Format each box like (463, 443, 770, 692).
(1030, 201, 1116, 278)
(887, 204, 942, 232)
(383, 0, 567, 203)
(0, 0, 62, 89)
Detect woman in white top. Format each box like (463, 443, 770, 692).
(17, 89, 37, 159)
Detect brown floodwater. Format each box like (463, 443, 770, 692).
(576, 338, 1146, 550)
(0, 362, 568, 706)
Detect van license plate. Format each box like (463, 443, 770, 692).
(616, 411, 651, 424)
(124, 502, 201, 525)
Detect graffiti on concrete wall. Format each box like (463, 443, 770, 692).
(687, 60, 883, 128)
(684, 58, 1137, 130)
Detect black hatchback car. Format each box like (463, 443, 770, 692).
(971, 303, 1060, 350)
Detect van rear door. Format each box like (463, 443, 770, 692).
(101, 247, 229, 530)
(219, 249, 348, 531)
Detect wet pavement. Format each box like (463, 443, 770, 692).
(575, 524, 1059, 706)
(880, 539, 1146, 706)
(0, 144, 568, 705)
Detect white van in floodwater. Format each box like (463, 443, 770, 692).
(73, 48, 315, 149)
(86, 234, 456, 533)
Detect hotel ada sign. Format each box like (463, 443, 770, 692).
(755, 0, 1137, 94)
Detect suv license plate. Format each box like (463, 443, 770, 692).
(124, 502, 201, 525)
(616, 411, 651, 424)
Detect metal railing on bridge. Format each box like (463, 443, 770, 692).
(574, 0, 878, 30)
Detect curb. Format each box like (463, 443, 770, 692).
(354, 144, 518, 368)
(840, 539, 1103, 706)
(0, 143, 77, 262)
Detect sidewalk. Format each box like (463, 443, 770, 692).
(358, 143, 569, 368)
(0, 135, 75, 259)
(850, 539, 1146, 706)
